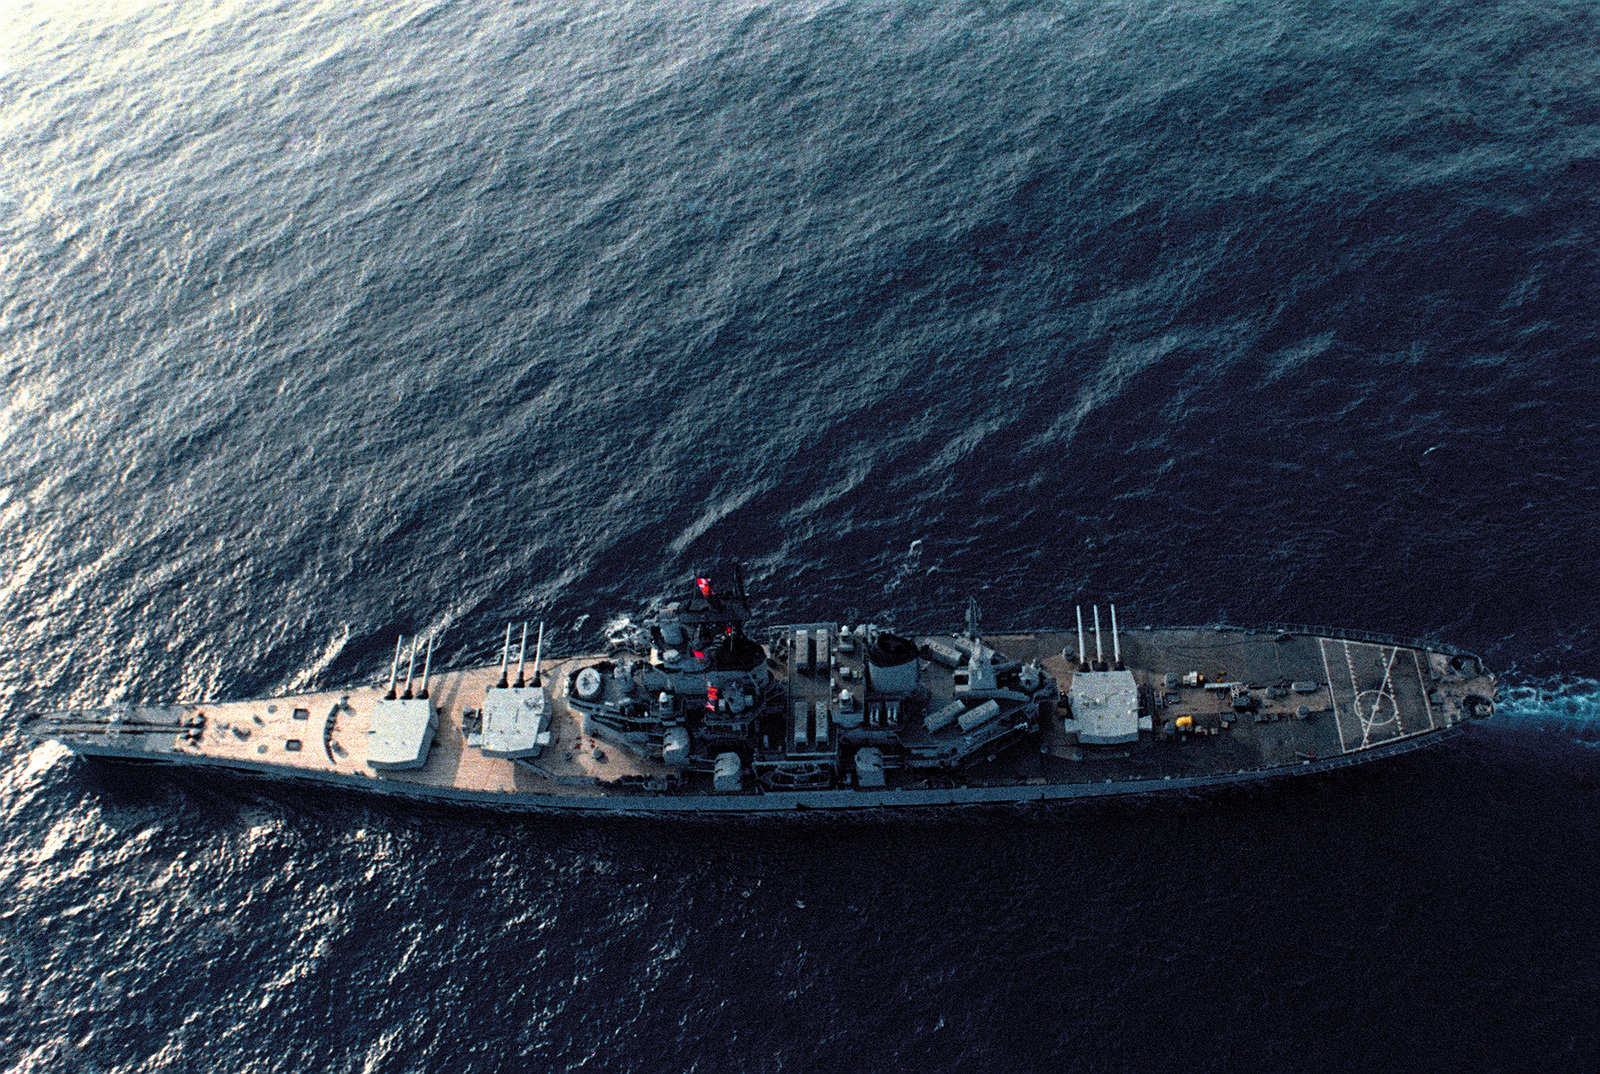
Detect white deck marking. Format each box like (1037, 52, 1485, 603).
(1413, 650, 1435, 730)
(1320, 639, 1430, 752)
(1355, 646, 1402, 747)
(1343, 642, 1361, 712)
(1319, 639, 1350, 754)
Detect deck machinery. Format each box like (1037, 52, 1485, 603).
(566, 580, 1060, 792)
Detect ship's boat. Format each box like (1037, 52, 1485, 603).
(23, 573, 1496, 813)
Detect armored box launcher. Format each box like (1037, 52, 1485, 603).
(25, 576, 1496, 813)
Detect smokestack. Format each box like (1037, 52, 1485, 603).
(497, 623, 511, 689)
(385, 636, 402, 699)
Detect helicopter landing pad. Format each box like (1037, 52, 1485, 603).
(1320, 639, 1435, 753)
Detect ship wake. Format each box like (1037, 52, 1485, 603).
(1494, 675, 1600, 746)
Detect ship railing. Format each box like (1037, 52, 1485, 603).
(1175, 621, 1482, 659)
(988, 621, 1482, 659)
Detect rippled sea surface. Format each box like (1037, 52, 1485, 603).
(4, 1, 1599, 1070)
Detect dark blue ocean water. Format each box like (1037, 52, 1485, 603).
(3, 0, 1599, 1069)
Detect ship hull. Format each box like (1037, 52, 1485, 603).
(26, 622, 1495, 815)
(62, 723, 1466, 813)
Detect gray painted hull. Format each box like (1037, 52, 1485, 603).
(64, 723, 1465, 814)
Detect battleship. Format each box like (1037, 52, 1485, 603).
(25, 572, 1496, 812)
